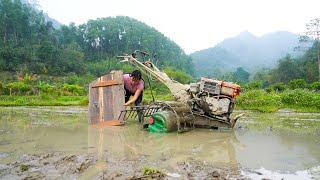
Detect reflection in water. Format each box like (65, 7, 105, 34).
(236, 110, 320, 173)
(236, 129, 320, 172)
(87, 123, 240, 168)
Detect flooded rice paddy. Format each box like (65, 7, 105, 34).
(0, 107, 319, 179)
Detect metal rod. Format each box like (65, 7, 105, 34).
(130, 111, 136, 118)
(127, 110, 133, 119)
(124, 111, 129, 121)
(133, 111, 138, 118)
(145, 108, 151, 116)
(118, 111, 124, 120)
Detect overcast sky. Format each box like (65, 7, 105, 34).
(38, 0, 319, 54)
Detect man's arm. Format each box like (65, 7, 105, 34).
(124, 89, 143, 106)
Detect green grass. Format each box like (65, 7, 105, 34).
(0, 89, 172, 106)
(236, 90, 282, 112)
(237, 89, 320, 112)
(2, 89, 319, 114)
(143, 90, 174, 103)
(0, 95, 88, 106)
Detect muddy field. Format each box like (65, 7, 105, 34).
(0, 107, 319, 179)
(0, 152, 245, 179)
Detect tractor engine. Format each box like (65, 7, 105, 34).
(188, 77, 240, 120)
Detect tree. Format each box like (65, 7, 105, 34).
(270, 55, 302, 83)
(233, 67, 250, 83)
(163, 67, 192, 84)
(303, 18, 320, 81)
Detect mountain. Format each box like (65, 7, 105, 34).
(191, 47, 239, 77)
(44, 13, 61, 29)
(21, 0, 62, 28)
(191, 31, 300, 77)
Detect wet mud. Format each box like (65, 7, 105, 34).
(0, 152, 97, 179)
(0, 152, 245, 179)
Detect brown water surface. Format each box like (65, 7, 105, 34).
(0, 107, 319, 179)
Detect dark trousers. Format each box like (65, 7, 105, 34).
(124, 88, 143, 122)
(124, 88, 143, 105)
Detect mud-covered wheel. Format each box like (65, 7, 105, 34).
(147, 111, 178, 133)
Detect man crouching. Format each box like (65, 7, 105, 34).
(123, 70, 144, 122)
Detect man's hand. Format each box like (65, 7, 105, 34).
(124, 100, 133, 106)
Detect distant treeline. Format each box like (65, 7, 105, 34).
(253, 41, 319, 84)
(0, 0, 194, 78)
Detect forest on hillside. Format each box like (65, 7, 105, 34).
(0, 0, 194, 80)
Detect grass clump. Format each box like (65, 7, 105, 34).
(237, 90, 282, 112)
(143, 167, 165, 177)
(20, 164, 29, 172)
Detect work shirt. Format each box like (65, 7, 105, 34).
(123, 74, 144, 93)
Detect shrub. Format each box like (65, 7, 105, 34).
(38, 82, 55, 94)
(64, 73, 94, 87)
(244, 81, 263, 91)
(288, 79, 307, 90)
(6, 82, 31, 95)
(270, 83, 287, 92)
(237, 89, 282, 112)
(63, 84, 85, 96)
(0, 82, 3, 95)
(265, 86, 274, 93)
(310, 82, 320, 91)
(281, 89, 320, 108)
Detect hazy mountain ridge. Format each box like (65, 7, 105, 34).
(21, 0, 62, 28)
(191, 31, 300, 76)
(44, 13, 61, 29)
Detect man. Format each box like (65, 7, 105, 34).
(123, 70, 144, 122)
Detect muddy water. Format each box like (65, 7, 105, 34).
(0, 107, 320, 179)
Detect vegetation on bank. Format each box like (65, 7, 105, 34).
(0, 90, 172, 106)
(0, 95, 87, 106)
(236, 79, 320, 112)
(1, 89, 319, 113)
(1, 76, 320, 113)
(0, 0, 319, 112)
(0, 71, 174, 106)
(237, 89, 320, 112)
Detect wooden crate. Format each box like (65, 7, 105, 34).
(89, 70, 125, 125)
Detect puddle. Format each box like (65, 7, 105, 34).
(242, 166, 320, 180)
(0, 106, 319, 179)
(0, 152, 8, 159)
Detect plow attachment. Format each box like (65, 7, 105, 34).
(118, 105, 162, 122)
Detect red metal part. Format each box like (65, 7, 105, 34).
(221, 81, 241, 98)
(149, 117, 155, 124)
